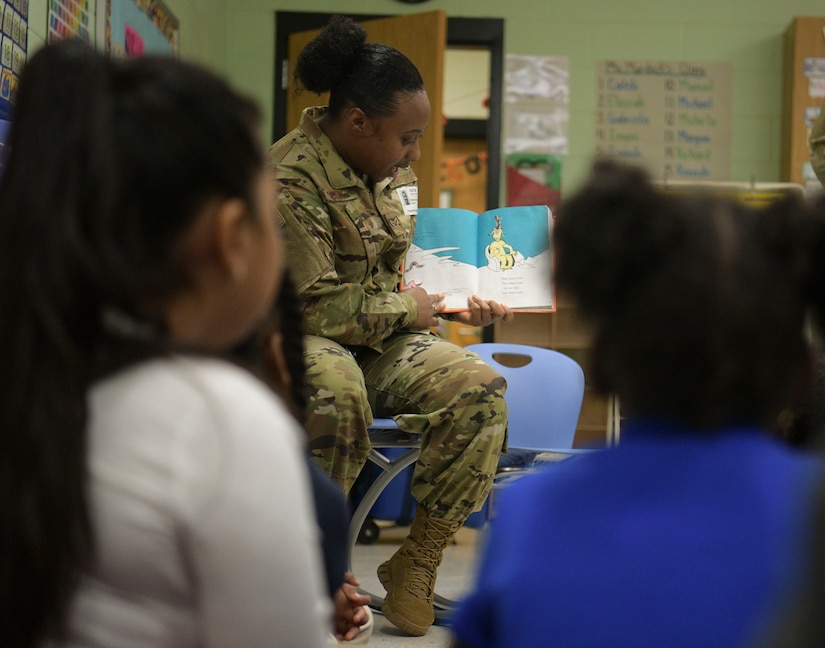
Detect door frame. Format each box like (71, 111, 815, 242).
(273, 11, 504, 209)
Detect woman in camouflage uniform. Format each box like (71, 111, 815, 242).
(268, 16, 512, 637)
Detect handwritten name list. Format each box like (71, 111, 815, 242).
(595, 60, 733, 180)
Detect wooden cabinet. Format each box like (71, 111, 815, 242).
(781, 16, 825, 189)
(493, 295, 616, 449)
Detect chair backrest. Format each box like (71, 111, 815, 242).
(465, 343, 585, 452)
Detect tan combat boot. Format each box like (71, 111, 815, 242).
(377, 507, 462, 636)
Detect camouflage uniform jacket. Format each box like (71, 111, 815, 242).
(269, 107, 420, 353)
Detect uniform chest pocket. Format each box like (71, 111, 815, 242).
(328, 202, 400, 282)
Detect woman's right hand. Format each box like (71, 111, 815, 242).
(402, 283, 445, 329)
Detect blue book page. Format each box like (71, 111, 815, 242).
(405, 208, 481, 310)
(475, 205, 554, 310)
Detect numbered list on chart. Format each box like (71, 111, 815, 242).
(595, 61, 733, 181)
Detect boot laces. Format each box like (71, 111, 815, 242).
(403, 525, 448, 597)
(404, 554, 438, 598)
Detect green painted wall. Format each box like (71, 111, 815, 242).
(23, 1, 825, 194)
(225, 0, 824, 194)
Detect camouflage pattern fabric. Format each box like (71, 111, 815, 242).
(302, 334, 373, 490)
(304, 332, 507, 522)
(269, 107, 419, 353)
(269, 107, 507, 522)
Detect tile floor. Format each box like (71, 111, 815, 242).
(350, 523, 485, 647)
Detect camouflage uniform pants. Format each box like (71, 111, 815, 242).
(304, 331, 507, 522)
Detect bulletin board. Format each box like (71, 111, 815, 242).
(97, 0, 177, 57)
(48, 0, 95, 44)
(0, 0, 28, 120)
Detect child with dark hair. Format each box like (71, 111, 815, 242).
(236, 271, 374, 644)
(0, 40, 329, 647)
(751, 193, 825, 648)
(451, 159, 825, 648)
(270, 15, 512, 636)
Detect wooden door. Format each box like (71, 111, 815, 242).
(285, 11, 446, 208)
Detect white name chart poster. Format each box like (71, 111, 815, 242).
(595, 60, 733, 181)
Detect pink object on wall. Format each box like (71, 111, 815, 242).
(124, 24, 144, 56)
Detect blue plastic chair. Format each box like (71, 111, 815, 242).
(348, 420, 421, 549)
(465, 342, 587, 467)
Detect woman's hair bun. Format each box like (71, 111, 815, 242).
(294, 15, 367, 94)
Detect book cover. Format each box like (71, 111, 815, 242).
(404, 205, 555, 312)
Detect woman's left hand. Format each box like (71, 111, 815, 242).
(451, 295, 514, 328)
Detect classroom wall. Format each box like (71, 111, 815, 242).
(22, 1, 825, 193)
(27, 0, 229, 74)
(225, 0, 825, 194)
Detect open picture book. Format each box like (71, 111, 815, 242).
(404, 204, 555, 312)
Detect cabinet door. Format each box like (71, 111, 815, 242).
(781, 17, 825, 187)
(286, 11, 446, 208)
